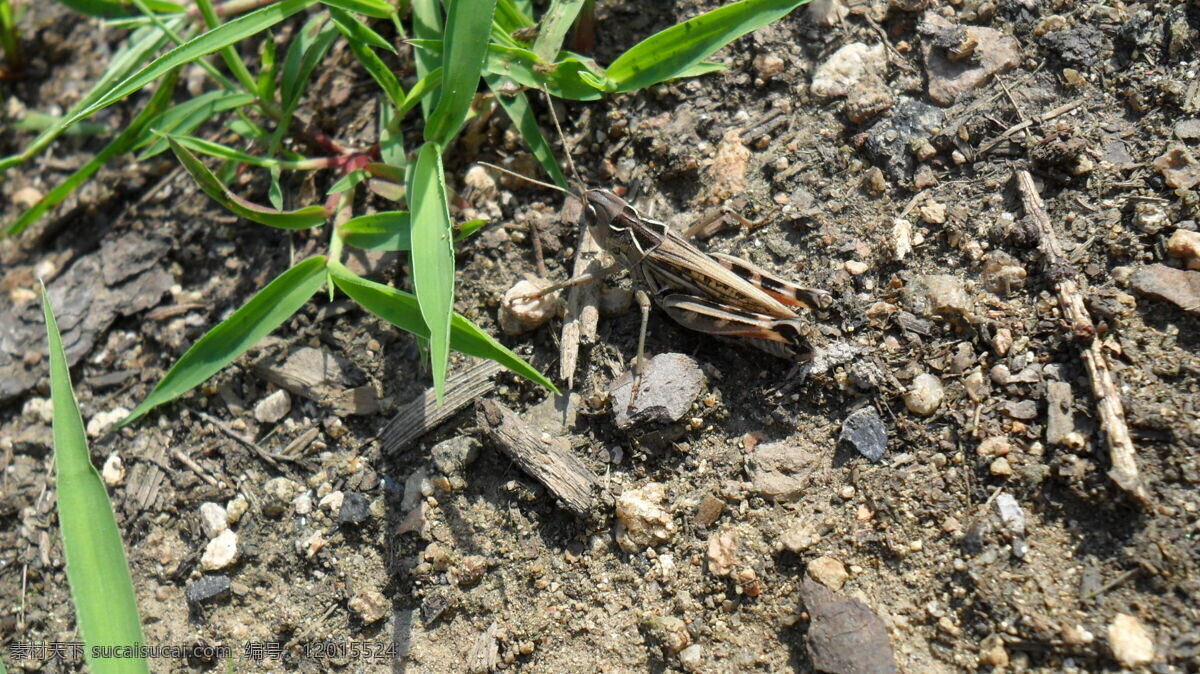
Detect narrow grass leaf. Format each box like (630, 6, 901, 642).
(0, 20, 179, 174)
(135, 90, 257, 159)
(394, 66, 442, 122)
(42, 286, 147, 673)
(340, 212, 485, 250)
(408, 143, 456, 402)
(320, 0, 395, 19)
(327, 6, 394, 51)
(676, 60, 728, 78)
(331, 8, 404, 106)
(167, 136, 328, 229)
(5, 70, 179, 238)
(280, 15, 336, 111)
(327, 168, 369, 195)
(56, 0, 181, 18)
(11, 112, 112, 137)
(328, 261, 557, 392)
(485, 75, 568, 189)
(532, 0, 586, 62)
(378, 99, 406, 166)
(61, 0, 319, 132)
(120, 256, 328, 426)
(167, 134, 284, 167)
(425, 0, 498, 145)
(410, 0, 442, 120)
(605, 0, 810, 93)
(494, 0, 533, 32)
(487, 45, 605, 100)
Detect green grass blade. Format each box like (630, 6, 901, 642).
(280, 14, 335, 111)
(42, 286, 148, 673)
(56, 0, 182, 18)
(60, 0, 320, 132)
(5, 70, 180, 238)
(327, 5, 394, 51)
(168, 134, 295, 167)
(494, 0, 533, 32)
(320, 0, 395, 19)
(120, 256, 328, 426)
(532, 0, 585, 62)
(395, 65, 442, 121)
(329, 7, 405, 106)
(413, 39, 604, 101)
(135, 90, 257, 158)
(0, 20, 179, 174)
(606, 0, 810, 93)
(340, 211, 484, 250)
(410, 0, 442, 120)
(340, 211, 411, 250)
(328, 260, 557, 392)
(485, 75, 568, 189)
(167, 136, 329, 228)
(11, 112, 112, 137)
(408, 142, 455, 402)
(424, 0, 498, 145)
(378, 99, 406, 166)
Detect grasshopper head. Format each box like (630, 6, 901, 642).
(581, 189, 637, 262)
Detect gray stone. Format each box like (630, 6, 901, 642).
(922, 15, 1021, 106)
(839, 407, 888, 462)
(609, 353, 705, 430)
(337, 491, 371, 525)
(904, 275, 974, 322)
(253, 389, 291, 424)
(431, 436, 482, 477)
(747, 442, 820, 501)
(800, 577, 897, 674)
(994, 492, 1025, 536)
(524, 393, 581, 436)
(863, 97, 945, 182)
(186, 575, 231, 605)
(1131, 264, 1200, 313)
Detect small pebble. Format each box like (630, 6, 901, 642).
(753, 53, 786, 79)
(298, 530, 327, 559)
(254, 389, 291, 424)
(781, 520, 820, 553)
(338, 491, 371, 524)
(199, 502, 229, 538)
(919, 201, 947, 224)
(678, 644, 704, 672)
(186, 575, 231, 605)
(201, 529, 238, 570)
(990, 457, 1013, 477)
(293, 490, 313, 516)
(807, 556, 849, 590)
(22, 397, 53, 424)
(977, 436, 1011, 457)
(319, 490, 345, 513)
(615, 483, 675, 553)
(12, 187, 44, 209)
(839, 485, 856, 500)
(904, 373, 944, 416)
(1167, 228, 1200, 269)
(226, 495, 249, 525)
(87, 407, 130, 437)
(706, 529, 738, 577)
(845, 260, 869, 275)
(101, 453, 125, 487)
(1108, 614, 1154, 668)
(262, 477, 301, 517)
(641, 615, 691, 655)
(992, 328, 1013, 356)
(499, 279, 557, 336)
(349, 589, 390, 624)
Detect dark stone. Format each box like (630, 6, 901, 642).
(839, 407, 888, 463)
(863, 97, 945, 182)
(186, 575, 231, 605)
(337, 491, 371, 525)
(800, 577, 897, 674)
(1131, 264, 1200, 314)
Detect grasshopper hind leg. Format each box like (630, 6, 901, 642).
(628, 289, 653, 408)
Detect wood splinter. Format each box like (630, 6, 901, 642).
(476, 399, 605, 517)
(1014, 169, 1151, 507)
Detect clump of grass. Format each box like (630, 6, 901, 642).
(4, 0, 813, 425)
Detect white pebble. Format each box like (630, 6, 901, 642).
(101, 453, 125, 487)
(199, 502, 229, 538)
(201, 529, 238, 570)
(86, 407, 130, 437)
(254, 389, 291, 424)
(904, 374, 944, 416)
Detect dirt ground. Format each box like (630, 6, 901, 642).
(2, 0, 1199, 672)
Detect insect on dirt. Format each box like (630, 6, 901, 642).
(481, 93, 836, 393)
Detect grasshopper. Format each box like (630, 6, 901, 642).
(483, 100, 836, 386)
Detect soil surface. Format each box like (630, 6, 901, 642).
(2, 1, 1199, 672)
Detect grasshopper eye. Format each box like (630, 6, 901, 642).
(581, 203, 597, 227)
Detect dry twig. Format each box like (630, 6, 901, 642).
(560, 208, 603, 388)
(1014, 169, 1151, 507)
(378, 360, 503, 456)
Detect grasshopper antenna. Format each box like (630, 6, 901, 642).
(540, 86, 587, 193)
(477, 161, 572, 195)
